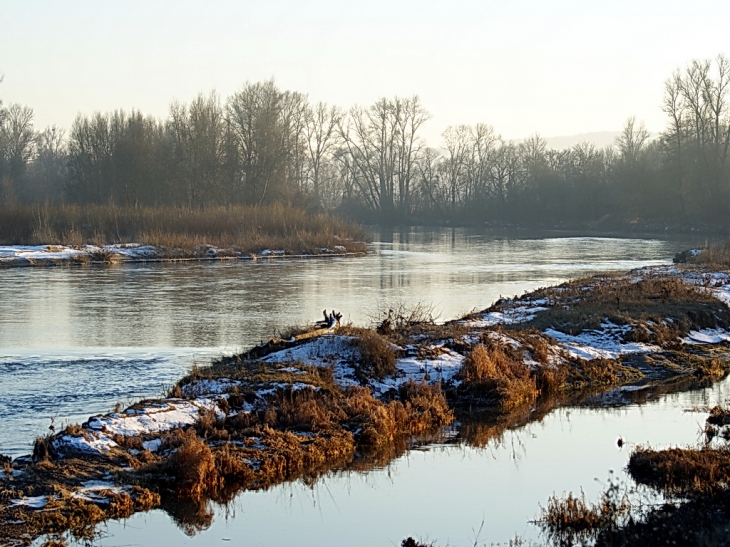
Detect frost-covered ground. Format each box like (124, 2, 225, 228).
(262, 335, 465, 394)
(462, 266, 730, 362)
(0, 243, 357, 266)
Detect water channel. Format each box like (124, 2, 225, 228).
(0, 227, 714, 545)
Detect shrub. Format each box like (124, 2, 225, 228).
(163, 429, 219, 500)
(353, 330, 397, 380)
(457, 343, 537, 412)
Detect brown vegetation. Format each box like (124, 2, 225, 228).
(522, 275, 730, 343)
(681, 239, 730, 267)
(6, 270, 730, 545)
(0, 204, 368, 255)
(538, 480, 631, 547)
(0, 457, 160, 546)
(539, 418, 730, 547)
(146, 361, 454, 515)
(628, 446, 730, 495)
(456, 343, 538, 412)
(352, 329, 397, 380)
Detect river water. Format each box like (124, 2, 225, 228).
(0, 227, 715, 545)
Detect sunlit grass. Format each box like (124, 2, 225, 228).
(0, 204, 368, 254)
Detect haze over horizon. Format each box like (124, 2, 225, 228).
(1, 0, 729, 145)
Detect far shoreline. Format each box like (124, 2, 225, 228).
(0, 244, 369, 268)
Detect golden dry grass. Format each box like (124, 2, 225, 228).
(352, 329, 397, 380)
(684, 239, 730, 267)
(0, 203, 368, 254)
(539, 483, 631, 546)
(628, 446, 730, 495)
(0, 457, 160, 545)
(456, 343, 538, 412)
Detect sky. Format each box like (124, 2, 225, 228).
(1, 0, 729, 145)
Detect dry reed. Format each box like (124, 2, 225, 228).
(0, 204, 368, 254)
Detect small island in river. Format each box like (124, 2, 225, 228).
(0, 204, 369, 267)
(2, 254, 730, 546)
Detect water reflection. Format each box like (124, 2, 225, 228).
(1, 228, 695, 351)
(1, 227, 709, 544)
(0, 230, 698, 455)
(40, 373, 729, 547)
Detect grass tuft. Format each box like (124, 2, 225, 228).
(353, 329, 397, 381)
(456, 343, 538, 412)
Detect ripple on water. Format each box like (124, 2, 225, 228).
(0, 349, 220, 457)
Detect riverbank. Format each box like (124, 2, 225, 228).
(0, 204, 368, 267)
(0, 243, 367, 267)
(2, 265, 730, 545)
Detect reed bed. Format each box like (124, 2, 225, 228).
(688, 239, 730, 267)
(0, 204, 368, 253)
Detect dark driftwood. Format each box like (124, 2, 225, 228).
(237, 309, 343, 361)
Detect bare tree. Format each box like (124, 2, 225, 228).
(304, 102, 342, 208)
(442, 125, 471, 210)
(169, 92, 224, 208)
(339, 95, 429, 217)
(226, 80, 304, 205)
(0, 103, 35, 202)
(24, 125, 67, 203)
(616, 116, 650, 164)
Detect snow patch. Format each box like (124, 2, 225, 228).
(181, 378, 241, 397)
(10, 496, 49, 509)
(684, 328, 730, 345)
(545, 325, 661, 360)
(86, 397, 224, 437)
(72, 481, 127, 505)
(53, 433, 119, 455)
(142, 438, 162, 452)
(467, 302, 549, 327)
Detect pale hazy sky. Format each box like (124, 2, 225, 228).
(1, 0, 729, 144)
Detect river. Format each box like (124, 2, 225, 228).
(0, 227, 711, 545)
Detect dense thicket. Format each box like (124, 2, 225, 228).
(2, 56, 730, 229)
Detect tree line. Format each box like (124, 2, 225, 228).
(1, 56, 730, 229)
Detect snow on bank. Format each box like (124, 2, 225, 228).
(465, 299, 550, 328)
(262, 334, 465, 394)
(263, 335, 361, 388)
(8, 483, 135, 511)
(86, 398, 224, 437)
(0, 243, 359, 266)
(0, 244, 159, 263)
(71, 481, 128, 505)
(684, 329, 730, 345)
(53, 433, 119, 455)
(389, 350, 464, 386)
(9, 496, 50, 509)
(181, 378, 242, 397)
(544, 324, 662, 360)
(465, 266, 730, 355)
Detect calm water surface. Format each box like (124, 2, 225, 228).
(80, 380, 729, 547)
(0, 227, 710, 545)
